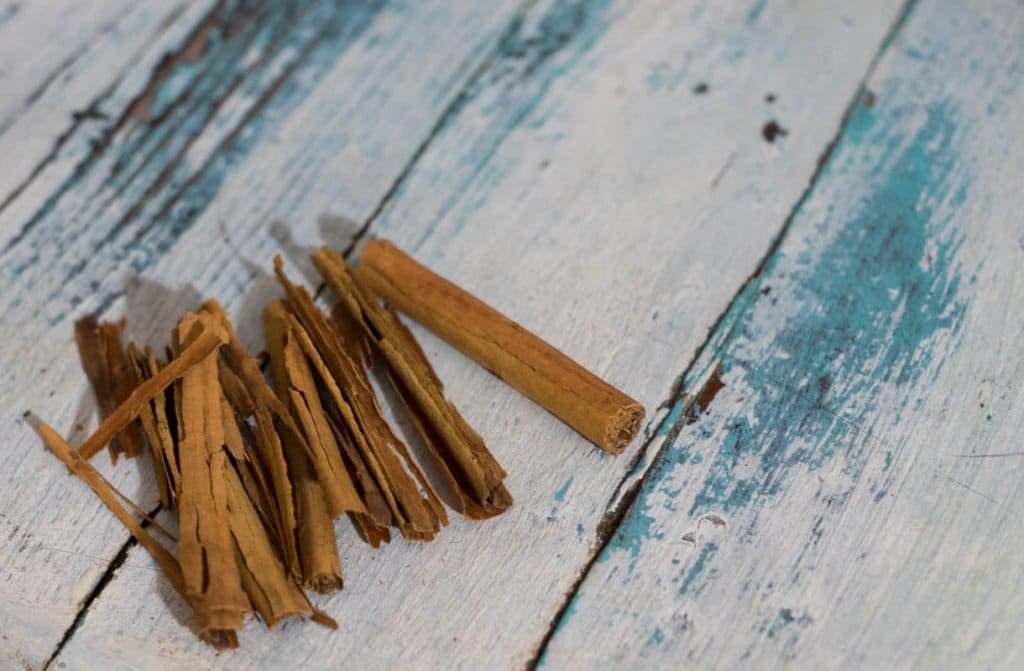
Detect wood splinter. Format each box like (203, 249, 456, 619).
(356, 240, 645, 455)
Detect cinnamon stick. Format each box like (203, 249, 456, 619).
(357, 240, 645, 454)
(313, 248, 512, 517)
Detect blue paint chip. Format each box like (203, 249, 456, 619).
(554, 476, 573, 502)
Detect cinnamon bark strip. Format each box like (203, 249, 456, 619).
(102, 321, 145, 458)
(273, 260, 445, 540)
(327, 304, 452, 532)
(126, 344, 174, 508)
(144, 347, 183, 503)
(264, 300, 366, 520)
(172, 312, 250, 642)
(218, 360, 301, 579)
(264, 301, 347, 591)
(37, 424, 183, 585)
(76, 327, 225, 461)
(36, 422, 186, 585)
(281, 435, 344, 593)
(313, 248, 512, 517)
(201, 301, 305, 579)
(330, 302, 496, 520)
(357, 240, 645, 454)
(224, 464, 315, 627)
(74, 316, 146, 461)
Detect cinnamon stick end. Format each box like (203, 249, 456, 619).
(306, 574, 344, 595)
(200, 629, 240, 650)
(605, 403, 645, 454)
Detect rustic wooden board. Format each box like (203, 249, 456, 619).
(540, 0, 1024, 668)
(0, 0, 218, 221)
(39, 0, 912, 668)
(0, 1, 527, 667)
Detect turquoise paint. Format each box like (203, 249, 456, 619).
(759, 606, 814, 660)
(684, 99, 969, 518)
(657, 397, 686, 436)
(0, 2, 19, 24)
(606, 505, 661, 567)
(746, 0, 766, 25)
(587, 95, 971, 618)
(599, 405, 699, 566)
(536, 592, 581, 667)
(646, 66, 666, 93)
(544, 594, 577, 639)
(536, 590, 585, 667)
(0, 0, 387, 326)
(554, 476, 574, 502)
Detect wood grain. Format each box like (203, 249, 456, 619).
(0, 0, 218, 224)
(47, 0, 907, 668)
(540, 0, 1024, 668)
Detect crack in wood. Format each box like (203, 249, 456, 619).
(310, 0, 542, 294)
(41, 504, 163, 671)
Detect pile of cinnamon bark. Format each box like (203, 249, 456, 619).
(36, 241, 642, 649)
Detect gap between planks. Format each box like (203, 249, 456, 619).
(523, 0, 921, 666)
(41, 504, 162, 671)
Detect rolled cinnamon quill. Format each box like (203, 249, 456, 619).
(357, 240, 645, 454)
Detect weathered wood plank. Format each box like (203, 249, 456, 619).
(0, 0, 219, 218)
(0, 1, 527, 667)
(540, 0, 1024, 668)
(51, 0, 905, 668)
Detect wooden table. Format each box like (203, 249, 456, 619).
(2, 1, 1021, 669)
